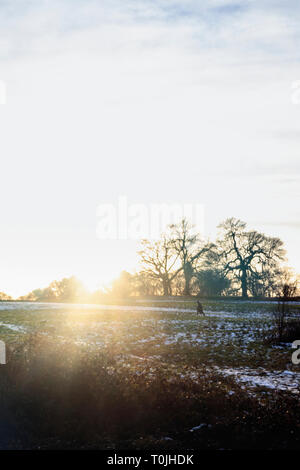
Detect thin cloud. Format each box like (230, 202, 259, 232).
(0, 0, 299, 62)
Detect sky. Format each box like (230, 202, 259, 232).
(0, 0, 300, 297)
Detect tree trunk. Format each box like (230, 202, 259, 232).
(241, 269, 248, 298)
(183, 262, 193, 296)
(162, 277, 172, 296)
(162, 281, 168, 296)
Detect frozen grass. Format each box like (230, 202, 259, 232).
(0, 300, 295, 372)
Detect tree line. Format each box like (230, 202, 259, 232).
(12, 217, 298, 303)
(133, 217, 292, 298)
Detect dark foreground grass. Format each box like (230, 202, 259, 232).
(0, 334, 300, 450)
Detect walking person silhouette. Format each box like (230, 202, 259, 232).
(197, 300, 205, 316)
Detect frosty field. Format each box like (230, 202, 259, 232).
(1, 300, 300, 394)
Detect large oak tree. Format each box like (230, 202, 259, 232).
(217, 218, 285, 298)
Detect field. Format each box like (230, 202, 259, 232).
(0, 299, 300, 449)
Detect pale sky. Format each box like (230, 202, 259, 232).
(0, 0, 300, 297)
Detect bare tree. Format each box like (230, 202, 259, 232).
(138, 236, 180, 296)
(217, 218, 285, 298)
(169, 219, 214, 296)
